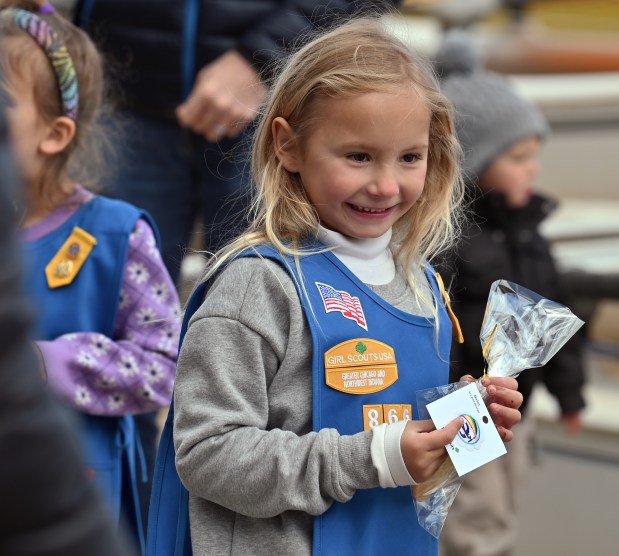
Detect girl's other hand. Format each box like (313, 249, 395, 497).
(479, 376, 523, 442)
(400, 417, 464, 483)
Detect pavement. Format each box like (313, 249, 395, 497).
(515, 414, 619, 556)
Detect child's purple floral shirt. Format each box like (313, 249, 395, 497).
(21, 188, 180, 416)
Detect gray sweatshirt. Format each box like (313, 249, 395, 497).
(174, 252, 433, 555)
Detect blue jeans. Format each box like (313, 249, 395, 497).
(103, 111, 252, 283)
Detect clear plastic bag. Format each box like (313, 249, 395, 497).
(412, 279, 584, 538)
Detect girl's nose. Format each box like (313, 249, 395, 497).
(369, 167, 399, 197)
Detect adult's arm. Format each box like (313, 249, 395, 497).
(0, 90, 135, 556)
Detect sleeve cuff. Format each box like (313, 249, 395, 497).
(370, 420, 418, 488)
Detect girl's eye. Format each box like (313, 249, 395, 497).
(402, 153, 419, 164)
(348, 153, 369, 163)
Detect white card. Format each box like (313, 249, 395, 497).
(426, 382, 507, 476)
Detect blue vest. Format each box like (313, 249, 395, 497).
(147, 247, 451, 556)
(22, 196, 157, 554)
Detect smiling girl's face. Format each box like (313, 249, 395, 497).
(274, 91, 431, 239)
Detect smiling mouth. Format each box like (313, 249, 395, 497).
(350, 204, 391, 214)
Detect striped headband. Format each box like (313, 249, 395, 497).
(0, 6, 79, 120)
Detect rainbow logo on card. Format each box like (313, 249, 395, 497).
(457, 415, 480, 445)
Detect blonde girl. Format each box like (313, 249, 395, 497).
(151, 17, 522, 556)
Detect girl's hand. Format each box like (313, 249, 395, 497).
(478, 376, 523, 442)
(400, 417, 464, 483)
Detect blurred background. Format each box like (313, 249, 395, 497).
(391, 2, 619, 555)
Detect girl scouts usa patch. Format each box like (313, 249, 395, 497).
(324, 338, 397, 394)
(315, 282, 367, 330)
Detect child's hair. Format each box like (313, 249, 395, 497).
(0, 0, 112, 191)
(203, 18, 464, 305)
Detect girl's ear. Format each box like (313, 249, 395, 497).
(272, 116, 300, 173)
(39, 116, 76, 156)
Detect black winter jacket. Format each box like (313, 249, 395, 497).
(438, 190, 586, 415)
(75, 0, 398, 117)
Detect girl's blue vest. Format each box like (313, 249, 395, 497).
(147, 247, 452, 556)
(22, 196, 158, 554)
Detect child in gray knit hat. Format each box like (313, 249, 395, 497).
(435, 29, 549, 188)
(435, 30, 586, 556)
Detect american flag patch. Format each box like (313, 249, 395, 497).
(315, 282, 367, 330)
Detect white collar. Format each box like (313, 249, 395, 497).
(318, 226, 396, 285)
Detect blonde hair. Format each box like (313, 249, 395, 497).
(201, 18, 464, 311)
(0, 0, 113, 192)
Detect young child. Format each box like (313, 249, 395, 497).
(157, 18, 523, 556)
(0, 0, 180, 550)
(434, 31, 586, 556)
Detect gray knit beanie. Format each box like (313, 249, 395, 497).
(435, 30, 549, 181)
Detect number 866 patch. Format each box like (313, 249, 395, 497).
(362, 404, 412, 431)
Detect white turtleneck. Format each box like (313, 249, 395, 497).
(318, 226, 396, 285)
